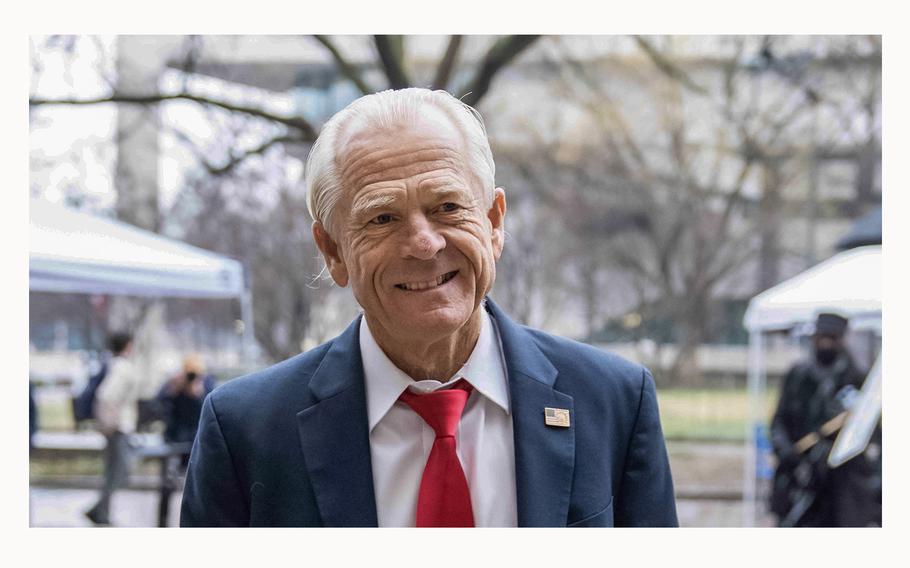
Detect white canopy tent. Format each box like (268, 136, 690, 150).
(740, 245, 881, 525)
(743, 245, 882, 334)
(29, 198, 256, 362)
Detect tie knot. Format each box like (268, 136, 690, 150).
(398, 379, 473, 438)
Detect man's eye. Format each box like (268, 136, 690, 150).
(371, 214, 393, 225)
(440, 202, 460, 213)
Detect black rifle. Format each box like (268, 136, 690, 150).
(776, 412, 847, 527)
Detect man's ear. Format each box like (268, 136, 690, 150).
(487, 187, 507, 260)
(312, 221, 349, 287)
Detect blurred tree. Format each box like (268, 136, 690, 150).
(496, 35, 880, 385)
(29, 35, 879, 377)
(167, 154, 333, 361)
(29, 35, 541, 362)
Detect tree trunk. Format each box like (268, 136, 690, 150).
(580, 260, 598, 341)
(853, 137, 879, 216)
(667, 296, 708, 387)
(114, 36, 182, 233)
(758, 159, 782, 290)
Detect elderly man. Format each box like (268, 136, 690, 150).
(181, 88, 678, 527)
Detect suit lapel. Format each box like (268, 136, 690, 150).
(296, 316, 379, 527)
(487, 300, 576, 527)
(296, 302, 575, 527)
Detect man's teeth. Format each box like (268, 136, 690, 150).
(397, 271, 456, 291)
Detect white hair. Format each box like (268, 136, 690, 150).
(304, 88, 496, 235)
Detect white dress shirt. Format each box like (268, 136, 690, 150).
(361, 308, 518, 527)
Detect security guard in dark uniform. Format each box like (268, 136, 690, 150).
(769, 313, 882, 527)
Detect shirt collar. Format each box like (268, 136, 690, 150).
(360, 308, 511, 432)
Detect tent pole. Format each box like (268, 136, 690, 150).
(742, 330, 765, 526)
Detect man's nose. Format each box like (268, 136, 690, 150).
(402, 214, 445, 260)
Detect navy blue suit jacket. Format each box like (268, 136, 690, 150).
(180, 299, 678, 527)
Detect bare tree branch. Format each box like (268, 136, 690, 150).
(312, 35, 372, 95)
(459, 35, 540, 107)
(374, 35, 411, 89)
(548, 39, 653, 178)
(88, 35, 118, 92)
(29, 92, 318, 140)
(715, 155, 756, 239)
(632, 35, 709, 95)
(168, 124, 211, 166)
(174, 35, 204, 93)
(205, 134, 299, 176)
(432, 35, 463, 91)
(702, 228, 759, 292)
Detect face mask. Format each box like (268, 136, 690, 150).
(815, 347, 839, 366)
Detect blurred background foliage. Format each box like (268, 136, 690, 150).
(29, 34, 881, 395)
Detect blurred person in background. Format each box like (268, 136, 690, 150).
(85, 332, 138, 526)
(769, 313, 881, 526)
(157, 354, 215, 458)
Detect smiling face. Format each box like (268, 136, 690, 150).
(312, 107, 506, 350)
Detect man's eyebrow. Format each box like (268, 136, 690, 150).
(351, 193, 399, 218)
(419, 182, 475, 201)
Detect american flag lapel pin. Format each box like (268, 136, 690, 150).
(544, 407, 570, 428)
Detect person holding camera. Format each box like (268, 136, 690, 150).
(157, 354, 216, 448)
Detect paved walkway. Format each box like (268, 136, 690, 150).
(29, 439, 776, 527)
(28, 486, 772, 527)
(29, 487, 182, 528)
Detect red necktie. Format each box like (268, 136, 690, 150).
(398, 380, 475, 527)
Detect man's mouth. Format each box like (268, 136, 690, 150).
(395, 271, 458, 291)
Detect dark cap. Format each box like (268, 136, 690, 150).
(814, 312, 848, 337)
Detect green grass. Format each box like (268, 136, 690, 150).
(30, 456, 103, 477)
(30, 456, 161, 478)
(36, 388, 778, 442)
(36, 397, 74, 432)
(656, 388, 778, 441)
